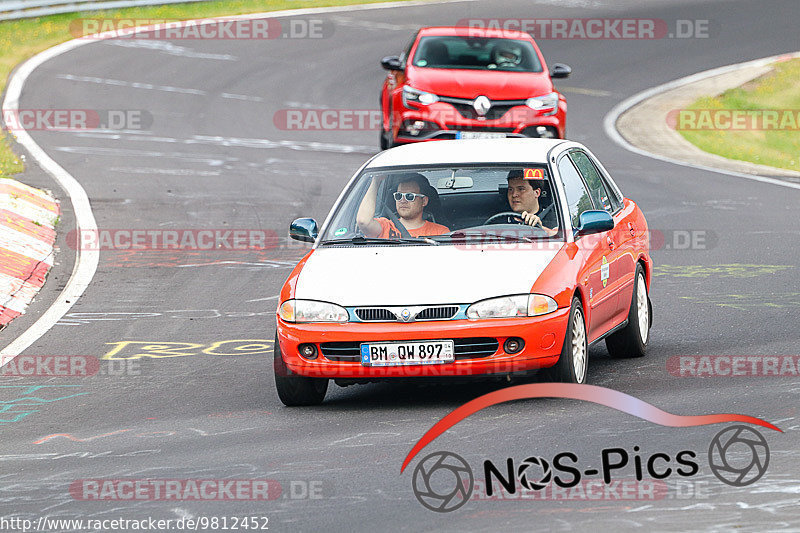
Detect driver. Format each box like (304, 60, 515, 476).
(356, 173, 449, 238)
(503, 169, 558, 236)
(493, 46, 522, 69)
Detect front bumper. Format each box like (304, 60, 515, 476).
(276, 307, 570, 379)
(393, 99, 566, 143)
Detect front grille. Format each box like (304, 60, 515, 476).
(447, 126, 517, 133)
(415, 306, 458, 321)
(439, 96, 527, 121)
(319, 337, 499, 362)
(355, 308, 396, 321)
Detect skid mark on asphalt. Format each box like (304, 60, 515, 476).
(654, 264, 794, 278)
(105, 39, 237, 61)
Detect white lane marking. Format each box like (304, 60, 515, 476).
(109, 166, 221, 176)
(1, 40, 99, 357)
(0, 0, 474, 358)
(57, 74, 207, 95)
(245, 295, 279, 302)
(105, 39, 238, 61)
(59, 130, 375, 155)
(53, 146, 234, 166)
(221, 93, 264, 102)
(604, 51, 800, 191)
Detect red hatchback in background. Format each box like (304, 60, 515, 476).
(379, 26, 571, 149)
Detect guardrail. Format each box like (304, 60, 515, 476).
(0, 0, 204, 21)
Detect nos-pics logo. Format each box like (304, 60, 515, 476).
(411, 425, 770, 513)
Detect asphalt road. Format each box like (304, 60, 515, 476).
(1, 0, 799, 531)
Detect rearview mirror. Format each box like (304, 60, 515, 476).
(437, 176, 474, 189)
(381, 56, 404, 71)
(290, 217, 319, 243)
(575, 210, 614, 236)
(550, 63, 572, 79)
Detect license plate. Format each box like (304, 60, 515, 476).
(455, 131, 508, 140)
(360, 340, 455, 366)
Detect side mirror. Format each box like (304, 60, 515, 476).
(290, 217, 319, 243)
(550, 63, 572, 79)
(381, 55, 404, 71)
(575, 210, 614, 236)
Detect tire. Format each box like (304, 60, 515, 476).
(547, 296, 588, 383)
(273, 333, 328, 406)
(606, 264, 650, 358)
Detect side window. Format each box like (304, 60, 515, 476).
(570, 151, 617, 213)
(557, 156, 594, 229)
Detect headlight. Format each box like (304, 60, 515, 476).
(466, 294, 558, 319)
(278, 299, 348, 323)
(525, 92, 559, 116)
(403, 86, 439, 107)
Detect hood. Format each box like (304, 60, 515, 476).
(407, 67, 553, 100)
(294, 244, 561, 306)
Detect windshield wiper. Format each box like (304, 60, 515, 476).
(320, 235, 438, 246)
(435, 232, 535, 243)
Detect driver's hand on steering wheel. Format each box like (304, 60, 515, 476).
(520, 211, 542, 227)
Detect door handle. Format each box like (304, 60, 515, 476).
(628, 222, 636, 237)
(607, 236, 615, 250)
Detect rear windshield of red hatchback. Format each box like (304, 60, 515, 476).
(413, 36, 543, 73)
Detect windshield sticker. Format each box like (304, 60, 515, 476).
(334, 227, 348, 236)
(524, 168, 544, 179)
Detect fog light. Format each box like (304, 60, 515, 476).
(298, 343, 318, 360)
(504, 337, 524, 354)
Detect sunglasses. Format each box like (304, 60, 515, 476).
(393, 192, 426, 202)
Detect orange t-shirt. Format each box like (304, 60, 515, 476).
(376, 217, 449, 238)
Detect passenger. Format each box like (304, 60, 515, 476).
(356, 173, 449, 238)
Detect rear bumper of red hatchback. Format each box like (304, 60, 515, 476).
(276, 307, 570, 379)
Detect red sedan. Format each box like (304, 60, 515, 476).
(379, 26, 570, 149)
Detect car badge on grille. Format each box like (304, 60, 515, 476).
(401, 308, 412, 322)
(473, 95, 491, 117)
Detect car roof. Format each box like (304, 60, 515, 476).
(417, 26, 533, 40)
(366, 138, 572, 168)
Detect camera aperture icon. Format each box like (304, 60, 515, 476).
(708, 425, 769, 487)
(412, 451, 473, 513)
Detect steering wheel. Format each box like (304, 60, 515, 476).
(484, 211, 526, 225)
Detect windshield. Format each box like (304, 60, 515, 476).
(412, 36, 543, 73)
(319, 165, 564, 245)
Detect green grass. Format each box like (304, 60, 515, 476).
(0, 0, 399, 179)
(679, 58, 800, 172)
